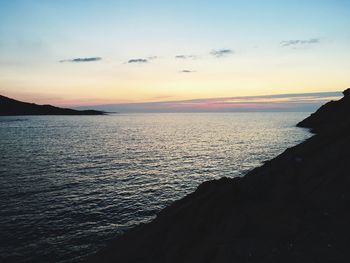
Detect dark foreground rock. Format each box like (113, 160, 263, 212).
(0, 95, 105, 115)
(88, 89, 350, 263)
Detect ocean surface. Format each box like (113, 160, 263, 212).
(0, 113, 312, 262)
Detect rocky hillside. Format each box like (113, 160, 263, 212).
(87, 89, 350, 263)
(297, 89, 350, 133)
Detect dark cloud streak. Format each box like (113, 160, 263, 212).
(281, 38, 320, 46)
(210, 49, 234, 57)
(60, 57, 102, 63)
(179, 70, 195, 73)
(175, 55, 197, 59)
(128, 58, 148, 64)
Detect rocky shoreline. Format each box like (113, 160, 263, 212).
(87, 89, 350, 263)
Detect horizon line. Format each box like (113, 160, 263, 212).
(72, 90, 343, 113)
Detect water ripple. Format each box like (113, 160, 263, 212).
(0, 113, 311, 262)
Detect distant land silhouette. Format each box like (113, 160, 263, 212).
(87, 88, 350, 263)
(0, 95, 105, 116)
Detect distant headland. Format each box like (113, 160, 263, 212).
(0, 95, 105, 116)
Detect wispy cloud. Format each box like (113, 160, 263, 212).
(179, 70, 195, 73)
(151, 95, 173, 100)
(127, 56, 158, 64)
(175, 55, 197, 59)
(128, 58, 148, 64)
(281, 38, 320, 47)
(210, 49, 234, 57)
(80, 91, 342, 113)
(59, 57, 102, 63)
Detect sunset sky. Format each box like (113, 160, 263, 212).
(0, 0, 349, 110)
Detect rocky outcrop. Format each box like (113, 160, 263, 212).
(87, 89, 350, 263)
(297, 88, 350, 133)
(0, 95, 105, 116)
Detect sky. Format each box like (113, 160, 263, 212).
(0, 0, 349, 111)
(77, 91, 342, 112)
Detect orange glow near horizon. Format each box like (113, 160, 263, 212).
(1, 64, 348, 108)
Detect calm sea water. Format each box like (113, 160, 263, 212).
(0, 113, 311, 262)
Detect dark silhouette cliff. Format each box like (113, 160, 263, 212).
(0, 95, 105, 116)
(88, 89, 350, 263)
(297, 88, 350, 133)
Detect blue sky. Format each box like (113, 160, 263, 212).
(0, 0, 349, 109)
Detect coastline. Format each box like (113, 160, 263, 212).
(87, 89, 350, 263)
(0, 95, 105, 116)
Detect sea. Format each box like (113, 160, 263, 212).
(0, 112, 312, 262)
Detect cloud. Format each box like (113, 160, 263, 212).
(280, 38, 320, 47)
(175, 55, 197, 59)
(59, 57, 102, 63)
(77, 91, 342, 113)
(179, 70, 195, 73)
(128, 58, 148, 64)
(127, 56, 157, 64)
(210, 49, 234, 57)
(151, 95, 173, 100)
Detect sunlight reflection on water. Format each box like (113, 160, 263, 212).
(0, 113, 311, 262)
